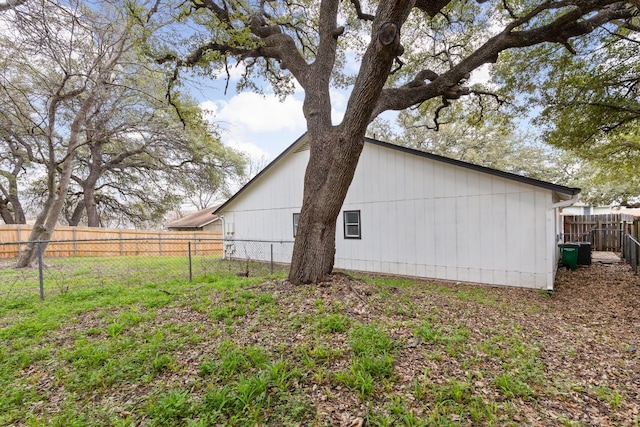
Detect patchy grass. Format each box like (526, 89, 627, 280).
(0, 255, 289, 301)
(1, 262, 639, 426)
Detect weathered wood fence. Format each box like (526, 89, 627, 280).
(563, 214, 639, 252)
(0, 225, 223, 258)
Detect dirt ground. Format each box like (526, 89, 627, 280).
(518, 262, 640, 425)
(265, 261, 640, 425)
(12, 258, 640, 426)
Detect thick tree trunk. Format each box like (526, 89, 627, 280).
(0, 195, 26, 224)
(8, 194, 26, 224)
(15, 194, 55, 268)
(84, 186, 100, 227)
(68, 200, 86, 226)
(0, 162, 27, 224)
(16, 152, 78, 267)
(68, 144, 103, 227)
(288, 0, 411, 284)
(0, 200, 15, 224)
(288, 130, 366, 283)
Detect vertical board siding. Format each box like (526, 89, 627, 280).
(220, 140, 561, 289)
(337, 143, 552, 288)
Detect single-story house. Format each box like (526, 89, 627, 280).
(215, 134, 581, 290)
(167, 205, 223, 233)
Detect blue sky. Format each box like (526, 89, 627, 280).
(190, 63, 492, 163)
(189, 65, 348, 163)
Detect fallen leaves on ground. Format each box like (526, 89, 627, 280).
(12, 261, 640, 426)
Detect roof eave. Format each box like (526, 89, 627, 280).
(215, 133, 582, 215)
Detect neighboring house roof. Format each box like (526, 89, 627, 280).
(215, 134, 580, 214)
(167, 205, 222, 229)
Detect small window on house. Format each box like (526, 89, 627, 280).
(343, 210, 361, 239)
(293, 213, 300, 237)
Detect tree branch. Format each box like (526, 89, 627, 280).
(371, 0, 636, 120)
(571, 101, 640, 116)
(414, 0, 452, 17)
(348, 0, 374, 21)
(0, 0, 27, 11)
(189, 0, 230, 24)
(425, 98, 451, 131)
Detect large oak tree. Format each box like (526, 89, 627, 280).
(154, 0, 639, 284)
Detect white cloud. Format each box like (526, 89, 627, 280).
(224, 135, 271, 161)
(198, 84, 355, 161)
(200, 91, 307, 162)
(470, 64, 492, 85)
(201, 92, 306, 133)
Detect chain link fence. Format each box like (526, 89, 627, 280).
(0, 238, 294, 300)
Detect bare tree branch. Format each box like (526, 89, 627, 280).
(348, 0, 374, 21)
(426, 97, 451, 131)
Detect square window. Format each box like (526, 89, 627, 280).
(293, 213, 300, 237)
(343, 210, 361, 239)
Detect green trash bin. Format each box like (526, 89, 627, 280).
(559, 243, 579, 270)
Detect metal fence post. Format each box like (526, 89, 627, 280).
(188, 241, 193, 282)
(37, 241, 44, 301)
(270, 244, 273, 275)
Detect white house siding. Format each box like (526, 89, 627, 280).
(334, 143, 553, 289)
(221, 148, 306, 263)
(219, 137, 576, 289)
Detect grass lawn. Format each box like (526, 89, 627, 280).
(1, 260, 639, 426)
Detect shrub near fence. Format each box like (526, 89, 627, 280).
(0, 225, 223, 258)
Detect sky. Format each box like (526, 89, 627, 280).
(189, 64, 346, 163)
(190, 63, 492, 165)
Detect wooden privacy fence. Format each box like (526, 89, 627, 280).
(563, 214, 639, 252)
(0, 225, 223, 258)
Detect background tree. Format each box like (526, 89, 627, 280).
(376, 98, 565, 182)
(0, 141, 29, 225)
(154, 0, 638, 284)
(0, 0, 27, 11)
(0, 0, 133, 267)
(236, 154, 269, 187)
(59, 81, 244, 227)
(493, 16, 640, 204)
(0, 0, 244, 266)
(0, 29, 42, 225)
(0, 111, 31, 225)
